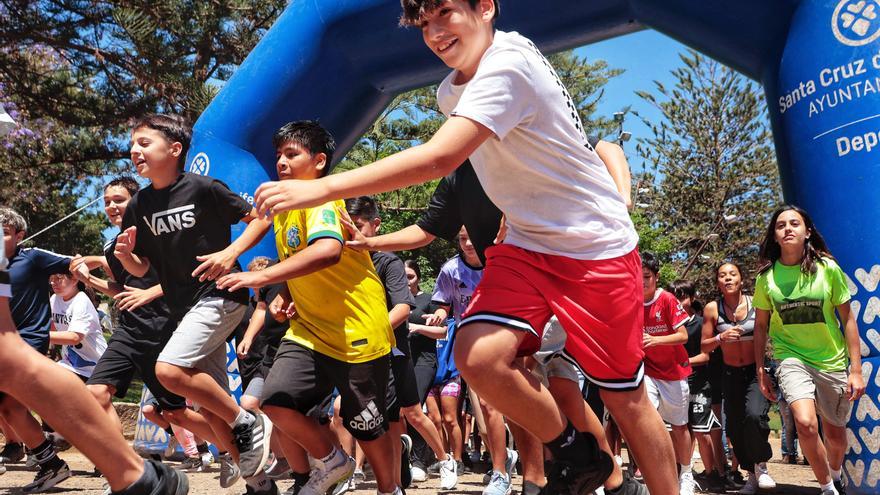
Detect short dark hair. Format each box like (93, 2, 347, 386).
(400, 0, 500, 27)
(668, 279, 695, 300)
(105, 176, 139, 197)
(132, 114, 192, 169)
(273, 121, 336, 176)
(404, 259, 421, 280)
(345, 196, 380, 220)
(641, 251, 660, 275)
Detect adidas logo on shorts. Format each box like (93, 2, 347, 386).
(348, 400, 384, 432)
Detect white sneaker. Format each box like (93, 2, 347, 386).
(331, 476, 355, 495)
(300, 452, 355, 495)
(756, 463, 776, 490)
(679, 471, 695, 495)
(738, 473, 758, 495)
(411, 465, 427, 483)
(163, 436, 179, 459)
(439, 455, 457, 490)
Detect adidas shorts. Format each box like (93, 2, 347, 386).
(261, 340, 391, 441)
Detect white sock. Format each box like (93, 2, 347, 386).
(831, 468, 842, 481)
(320, 447, 343, 467)
(245, 471, 269, 490)
(819, 480, 837, 494)
(231, 408, 256, 428)
(680, 463, 692, 475)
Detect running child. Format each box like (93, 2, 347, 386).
(112, 114, 275, 490)
(252, 1, 677, 492)
(216, 120, 399, 495)
(48, 273, 107, 381)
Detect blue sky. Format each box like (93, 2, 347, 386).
(574, 29, 690, 173)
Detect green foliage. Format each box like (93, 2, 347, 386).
(634, 51, 782, 299)
(0, 0, 287, 254)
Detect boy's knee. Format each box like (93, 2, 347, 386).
(453, 326, 516, 378)
(155, 363, 184, 388)
(87, 384, 113, 407)
(240, 396, 260, 411)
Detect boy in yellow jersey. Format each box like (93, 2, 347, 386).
(217, 121, 399, 495)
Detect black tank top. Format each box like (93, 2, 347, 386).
(716, 295, 755, 341)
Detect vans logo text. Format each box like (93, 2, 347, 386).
(144, 205, 196, 236)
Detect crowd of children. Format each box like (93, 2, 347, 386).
(0, 1, 866, 495)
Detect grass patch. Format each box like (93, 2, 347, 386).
(122, 379, 146, 403)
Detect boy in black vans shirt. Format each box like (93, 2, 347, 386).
(113, 114, 276, 493)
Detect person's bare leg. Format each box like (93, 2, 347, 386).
(162, 407, 226, 449)
(823, 423, 847, 474)
(790, 399, 832, 485)
(403, 405, 447, 461)
(357, 432, 397, 493)
(601, 386, 679, 495)
(508, 422, 544, 487)
(694, 431, 717, 474)
(264, 405, 334, 459)
(277, 429, 311, 474)
(440, 395, 464, 461)
(454, 325, 565, 442)
(481, 400, 509, 475)
(670, 424, 693, 480)
(155, 363, 239, 423)
(0, 314, 143, 490)
(88, 384, 124, 434)
(0, 398, 49, 448)
(549, 376, 623, 489)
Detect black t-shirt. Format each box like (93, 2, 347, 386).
(416, 160, 501, 264)
(121, 173, 251, 318)
(370, 251, 415, 356)
(104, 237, 175, 343)
(683, 314, 705, 359)
(257, 283, 289, 370)
(408, 291, 438, 362)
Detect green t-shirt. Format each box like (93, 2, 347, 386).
(753, 257, 850, 372)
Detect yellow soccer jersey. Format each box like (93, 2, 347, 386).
(273, 199, 392, 363)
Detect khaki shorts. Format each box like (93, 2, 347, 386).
(775, 357, 851, 427)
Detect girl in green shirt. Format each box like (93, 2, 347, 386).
(753, 206, 865, 495)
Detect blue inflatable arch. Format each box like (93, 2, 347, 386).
(188, 2, 880, 491)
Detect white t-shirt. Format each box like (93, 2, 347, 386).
(437, 30, 638, 260)
(50, 292, 108, 378)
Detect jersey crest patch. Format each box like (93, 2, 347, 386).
(321, 209, 336, 226)
(287, 226, 301, 248)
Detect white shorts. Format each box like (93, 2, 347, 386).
(645, 375, 689, 426)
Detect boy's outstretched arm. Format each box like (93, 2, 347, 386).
(215, 238, 342, 291)
(192, 209, 273, 282)
(595, 140, 632, 209)
(255, 116, 493, 216)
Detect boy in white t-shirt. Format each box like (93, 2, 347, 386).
(48, 273, 108, 380)
(253, 1, 677, 493)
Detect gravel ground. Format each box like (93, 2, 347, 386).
(0, 437, 823, 494)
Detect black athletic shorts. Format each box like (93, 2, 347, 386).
(708, 350, 723, 405)
(87, 332, 186, 410)
(412, 353, 438, 404)
(261, 340, 391, 441)
(391, 354, 420, 410)
(688, 365, 721, 433)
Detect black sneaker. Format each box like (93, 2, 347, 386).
(22, 458, 71, 493)
(835, 478, 847, 495)
(606, 472, 648, 495)
(705, 470, 726, 492)
(245, 479, 279, 495)
(400, 435, 412, 489)
(179, 456, 205, 472)
(233, 411, 274, 478)
(0, 442, 25, 463)
(545, 431, 614, 495)
(456, 460, 465, 476)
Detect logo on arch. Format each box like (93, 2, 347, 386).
(189, 152, 210, 175)
(833, 0, 880, 46)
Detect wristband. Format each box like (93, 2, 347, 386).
(714, 334, 722, 343)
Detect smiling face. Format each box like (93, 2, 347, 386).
(419, 0, 496, 82)
(275, 140, 325, 181)
(129, 127, 183, 182)
(103, 185, 132, 228)
(773, 209, 810, 251)
(716, 263, 743, 297)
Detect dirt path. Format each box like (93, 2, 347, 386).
(0, 438, 822, 494)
